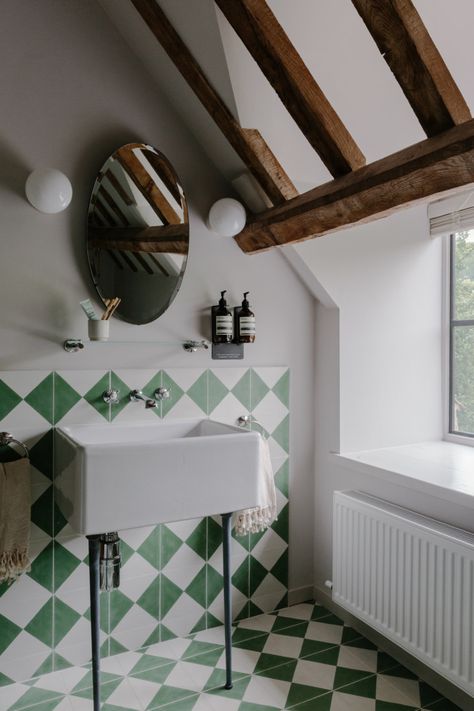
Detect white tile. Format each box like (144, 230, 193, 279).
(0, 631, 51, 682)
(112, 606, 157, 643)
(163, 368, 205, 392)
(236, 614, 276, 633)
(330, 691, 376, 710)
(1, 400, 51, 428)
(0, 371, 49, 398)
(192, 627, 226, 646)
(56, 399, 107, 426)
(252, 367, 287, 390)
(208, 393, 246, 426)
(68, 697, 94, 710)
(162, 545, 204, 589)
(252, 391, 289, 434)
(117, 571, 157, 602)
(163, 394, 207, 420)
(262, 632, 303, 659)
(0, 682, 31, 709)
(252, 573, 287, 600)
(146, 637, 192, 661)
(0, 576, 50, 627)
(216, 647, 260, 674)
(119, 525, 156, 551)
(165, 660, 214, 692)
(293, 658, 336, 689)
(125, 675, 162, 709)
(376, 674, 421, 707)
(210, 368, 248, 391)
(105, 677, 142, 709)
(305, 620, 344, 645)
(243, 674, 290, 707)
(337, 645, 378, 673)
(55, 587, 90, 616)
(33, 666, 89, 694)
(277, 603, 315, 621)
(193, 692, 239, 710)
(162, 594, 205, 637)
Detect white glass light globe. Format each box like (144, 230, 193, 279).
(207, 197, 246, 237)
(25, 168, 73, 213)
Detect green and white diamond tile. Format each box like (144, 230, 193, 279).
(54, 370, 113, 424)
(0, 601, 456, 710)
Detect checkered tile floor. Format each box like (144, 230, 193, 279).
(1, 603, 460, 711)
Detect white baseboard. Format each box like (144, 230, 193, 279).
(288, 585, 313, 606)
(312, 584, 472, 711)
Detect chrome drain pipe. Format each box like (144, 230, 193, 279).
(99, 532, 121, 591)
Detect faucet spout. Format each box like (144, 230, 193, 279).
(129, 389, 157, 408)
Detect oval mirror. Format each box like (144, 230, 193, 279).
(87, 142, 189, 324)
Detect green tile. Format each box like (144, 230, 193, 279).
(24, 373, 54, 423)
(53, 541, 81, 591)
(182, 640, 223, 660)
(186, 566, 207, 607)
(160, 574, 182, 617)
(0, 671, 13, 687)
(233, 631, 269, 653)
(189, 647, 224, 667)
(187, 371, 208, 413)
(137, 527, 160, 569)
(272, 618, 307, 637)
(248, 555, 269, 596)
(25, 599, 53, 647)
(32, 653, 54, 677)
(190, 613, 208, 633)
(377, 652, 401, 673)
(185, 519, 207, 561)
(419, 681, 443, 707)
(0, 614, 21, 654)
(28, 541, 54, 592)
(54, 598, 80, 644)
(254, 654, 297, 681)
(137, 577, 159, 617)
(109, 372, 133, 420)
(161, 525, 183, 567)
(206, 564, 224, 604)
(289, 692, 332, 710)
(272, 503, 289, 543)
(205, 611, 222, 628)
(420, 699, 463, 711)
(285, 682, 329, 708)
(272, 369, 289, 408)
(271, 549, 289, 587)
(161, 371, 185, 417)
(108, 589, 133, 631)
(306, 646, 340, 666)
(382, 664, 418, 681)
(232, 370, 251, 410)
(0, 379, 22, 420)
(342, 628, 376, 648)
(311, 605, 332, 621)
(208, 370, 228, 413)
(239, 704, 282, 711)
(250, 369, 270, 409)
(84, 373, 111, 421)
(272, 413, 289, 453)
(53, 373, 81, 424)
(232, 557, 249, 596)
(207, 517, 222, 558)
(53, 500, 68, 537)
(30, 486, 54, 537)
(300, 638, 339, 659)
(30, 429, 53, 480)
(142, 625, 161, 647)
(129, 653, 176, 675)
(9, 687, 63, 710)
(147, 684, 197, 709)
(142, 371, 162, 416)
(130, 660, 175, 683)
(333, 668, 376, 697)
(274, 459, 289, 497)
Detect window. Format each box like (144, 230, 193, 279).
(449, 231, 474, 437)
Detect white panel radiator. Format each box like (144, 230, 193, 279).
(333, 491, 474, 696)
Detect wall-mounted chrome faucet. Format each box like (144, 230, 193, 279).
(129, 390, 158, 409)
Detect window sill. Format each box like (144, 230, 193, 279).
(332, 441, 474, 508)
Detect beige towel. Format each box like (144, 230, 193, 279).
(234, 436, 277, 536)
(0, 458, 31, 583)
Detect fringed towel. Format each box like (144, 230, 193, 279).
(234, 436, 277, 535)
(0, 458, 31, 583)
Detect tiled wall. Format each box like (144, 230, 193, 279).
(0, 367, 289, 686)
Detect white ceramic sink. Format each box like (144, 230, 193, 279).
(55, 419, 263, 535)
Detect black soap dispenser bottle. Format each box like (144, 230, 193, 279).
(236, 292, 256, 343)
(213, 290, 233, 344)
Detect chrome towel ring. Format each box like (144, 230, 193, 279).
(0, 432, 29, 459)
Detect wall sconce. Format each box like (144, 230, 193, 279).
(207, 197, 246, 237)
(25, 168, 73, 213)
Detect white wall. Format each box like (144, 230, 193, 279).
(293, 206, 474, 596)
(296, 205, 444, 453)
(0, 0, 315, 595)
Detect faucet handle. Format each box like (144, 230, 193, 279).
(154, 387, 171, 401)
(103, 389, 120, 405)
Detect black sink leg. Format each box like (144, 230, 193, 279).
(87, 535, 101, 711)
(221, 512, 233, 690)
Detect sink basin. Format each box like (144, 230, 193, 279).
(55, 419, 263, 534)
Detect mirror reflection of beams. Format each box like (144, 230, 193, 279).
(87, 142, 189, 325)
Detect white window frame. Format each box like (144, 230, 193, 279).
(443, 231, 474, 446)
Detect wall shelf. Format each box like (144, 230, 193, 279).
(63, 338, 209, 353)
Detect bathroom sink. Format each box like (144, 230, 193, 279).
(55, 419, 263, 534)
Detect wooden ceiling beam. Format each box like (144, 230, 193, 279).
(130, 0, 296, 205)
(352, 0, 471, 136)
(235, 118, 474, 253)
(215, 0, 365, 176)
(88, 225, 189, 254)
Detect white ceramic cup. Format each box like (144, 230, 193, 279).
(88, 320, 109, 341)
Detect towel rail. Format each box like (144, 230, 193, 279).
(237, 415, 269, 440)
(0, 432, 29, 459)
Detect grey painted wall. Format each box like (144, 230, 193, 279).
(0, 0, 315, 595)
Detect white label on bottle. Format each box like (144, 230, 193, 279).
(239, 316, 255, 334)
(216, 315, 233, 335)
